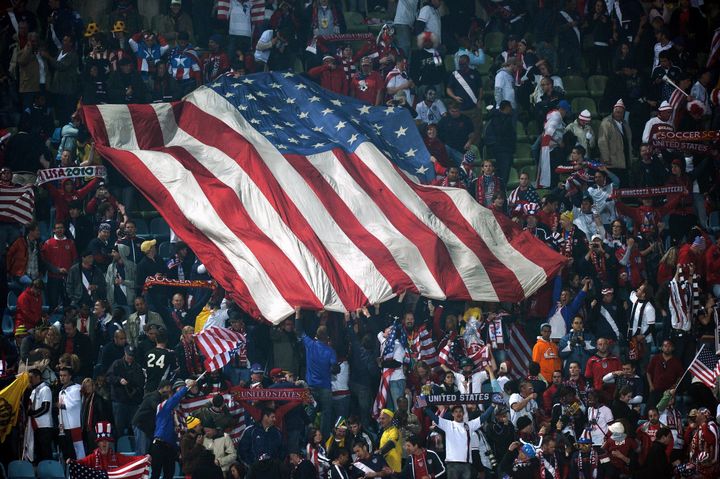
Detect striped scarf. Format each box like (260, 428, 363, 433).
(668, 269, 700, 331)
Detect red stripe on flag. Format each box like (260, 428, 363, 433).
(174, 101, 370, 310)
(83, 105, 264, 317)
(332, 148, 470, 299)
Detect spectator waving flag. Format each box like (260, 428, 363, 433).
(195, 326, 246, 371)
(68, 455, 150, 479)
(0, 184, 35, 225)
(82, 71, 566, 324)
(438, 331, 460, 369)
(688, 344, 720, 388)
(505, 322, 533, 379)
(372, 322, 405, 417)
(175, 392, 245, 444)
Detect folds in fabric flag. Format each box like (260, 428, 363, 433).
(195, 326, 246, 371)
(688, 344, 720, 388)
(69, 455, 150, 479)
(176, 392, 245, 443)
(82, 71, 566, 324)
(0, 372, 29, 442)
(0, 185, 35, 225)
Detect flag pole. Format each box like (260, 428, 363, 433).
(673, 343, 705, 390)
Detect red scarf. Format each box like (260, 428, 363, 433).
(562, 226, 575, 258)
(590, 251, 607, 281)
(182, 339, 203, 376)
(577, 449, 598, 478)
(411, 450, 430, 478)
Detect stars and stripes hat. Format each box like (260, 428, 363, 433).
(577, 427, 593, 444)
(522, 202, 539, 216)
(95, 421, 114, 441)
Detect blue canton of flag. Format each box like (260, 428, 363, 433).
(207, 70, 435, 183)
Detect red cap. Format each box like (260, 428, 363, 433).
(269, 368, 284, 378)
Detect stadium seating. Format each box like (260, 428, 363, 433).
(562, 75, 588, 98)
(133, 218, 149, 237)
(571, 97, 598, 117)
(158, 241, 173, 260)
(8, 460, 34, 479)
(587, 75, 608, 100)
(484, 32, 505, 56)
(37, 460, 65, 479)
(149, 217, 170, 240)
(117, 435, 136, 455)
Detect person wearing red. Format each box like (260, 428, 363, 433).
(15, 279, 43, 331)
(603, 421, 638, 476)
(201, 34, 230, 83)
(44, 178, 100, 223)
(74, 421, 145, 470)
(349, 57, 384, 106)
(584, 337, 621, 399)
(688, 408, 719, 479)
(664, 158, 697, 243)
(707, 235, 720, 298)
(401, 434, 446, 479)
(432, 166, 466, 189)
(543, 370, 564, 414)
(41, 222, 78, 311)
(536, 195, 560, 233)
(423, 124, 451, 177)
(636, 408, 668, 466)
(307, 55, 348, 96)
(85, 182, 119, 218)
(677, 235, 707, 278)
(470, 160, 503, 207)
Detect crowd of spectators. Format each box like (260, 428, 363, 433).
(1, 0, 720, 479)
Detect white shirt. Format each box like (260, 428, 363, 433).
(435, 416, 484, 463)
(59, 383, 82, 430)
(229, 0, 252, 37)
(587, 405, 613, 445)
(30, 382, 53, 428)
(386, 73, 414, 106)
(629, 291, 656, 340)
(415, 99, 446, 125)
(331, 360, 350, 395)
(377, 333, 406, 381)
(394, 0, 418, 26)
(417, 5, 441, 40)
(494, 68, 516, 109)
(254, 30, 273, 63)
(509, 393, 537, 426)
(653, 41, 674, 69)
(642, 116, 672, 143)
(453, 371, 488, 395)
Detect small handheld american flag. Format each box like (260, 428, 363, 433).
(195, 326, 246, 371)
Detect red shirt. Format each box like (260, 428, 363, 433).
(15, 287, 42, 331)
(584, 354, 622, 393)
(307, 64, 348, 96)
(41, 236, 78, 278)
(77, 449, 141, 469)
(646, 353, 684, 392)
(350, 71, 384, 105)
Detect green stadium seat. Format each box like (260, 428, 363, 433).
(562, 75, 588, 98)
(484, 31, 505, 56)
(571, 97, 597, 117)
(514, 143, 534, 168)
(344, 12, 368, 33)
(506, 168, 520, 190)
(587, 75, 608, 100)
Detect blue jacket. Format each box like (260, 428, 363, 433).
(548, 275, 587, 330)
(238, 423, 283, 465)
(347, 325, 379, 388)
(153, 386, 188, 446)
(300, 334, 337, 389)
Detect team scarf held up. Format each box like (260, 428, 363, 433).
(668, 266, 701, 331)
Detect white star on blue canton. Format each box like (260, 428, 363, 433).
(282, 72, 294, 78)
(347, 134, 359, 145)
(330, 99, 343, 106)
(263, 131, 275, 136)
(256, 91, 268, 98)
(231, 82, 241, 88)
(384, 106, 395, 115)
(284, 122, 295, 127)
(395, 126, 407, 138)
(272, 124, 284, 129)
(225, 92, 235, 98)
(211, 82, 221, 87)
(288, 137, 299, 144)
(249, 118, 260, 124)
(242, 78, 254, 84)
(299, 134, 310, 139)
(238, 104, 248, 110)
(313, 142, 325, 148)
(321, 108, 333, 115)
(246, 93, 256, 100)
(309, 96, 320, 102)
(313, 126, 324, 132)
(373, 123, 383, 131)
(270, 107, 282, 113)
(259, 110, 269, 115)
(358, 105, 371, 115)
(335, 121, 346, 130)
(285, 97, 296, 104)
(296, 83, 307, 89)
(278, 144, 288, 149)
(270, 82, 282, 89)
(415, 165, 429, 175)
(405, 148, 417, 158)
(298, 112, 309, 119)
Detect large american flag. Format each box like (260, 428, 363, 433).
(195, 326, 246, 371)
(0, 185, 35, 225)
(175, 392, 246, 443)
(69, 456, 150, 479)
(688, 344, 720, 389)
(82, 71, 565, 324)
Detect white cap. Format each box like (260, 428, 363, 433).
(658, 100, 672, 112)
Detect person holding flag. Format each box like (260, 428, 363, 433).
(150, 377, 196, 479)
(73, 421, 146, 469)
